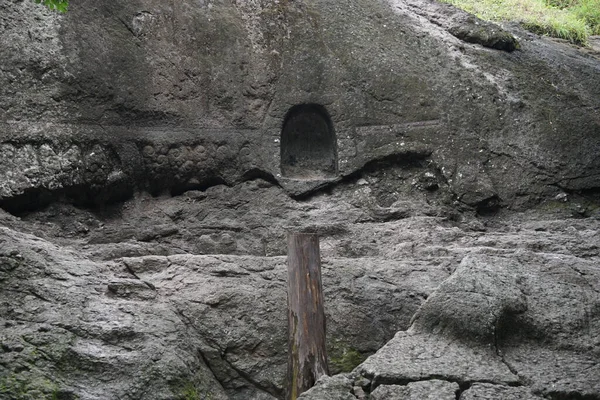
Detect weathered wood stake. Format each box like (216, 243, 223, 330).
(286, 232, 329, 400)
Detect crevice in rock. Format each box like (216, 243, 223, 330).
(292, 150, 432, 201)
(0, 181, 135, 216)
(366, 374, 522, 393)
(542, 391, 600, 400)
(362, 207, 412, 223)
(288, 179, 341, 201)
(456, 381, 472, 400)
(116, 15, 137, 38)
(222, 350, 285, 399)
(1, 167, 279, 218)
(173, 308, 230, 389)
(168, 176, 229, 197)
(497, 350, 520, 379)
(26, 288, 52, 303)
(121, 263, 156, 290)
(195, 347, 228, 396)
(554, 175, 600, 189)
(5, 287, 52, 303)
(122, 261, 142, 280)
(143, 165, 281, 200)
(350, 151, 433, 176)
(473, 195, 502, 216)
(549, 183, 600, 210)
(240, 168, 281, 188)
(492, 311, 524, 386)
(173, 306, 282, 399)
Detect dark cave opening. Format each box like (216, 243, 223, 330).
(280, 104, 337, 180)
(0, 182, 134, 217)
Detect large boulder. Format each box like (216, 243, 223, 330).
(302, 245, 600, 399)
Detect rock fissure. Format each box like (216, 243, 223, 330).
(542, 391, 600, 400)
(367, 374, 522, 391)
(195, 347, 228, 395)
(222, 351, 285, 399)
(456, 382, 471, 400)
(493, 332, 522, 386)
(174, 305, 282, 398)
(122, 261, 143, 281)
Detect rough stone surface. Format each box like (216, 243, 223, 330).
(370, 380, 459, 399)
(1, 0, 600, 399)
(0, 179, 459, 399)
(1, 0, 599, 210)
(1, 176, 599, 398)
(358, 331, 520, 386)
(354, 250, 599, 395)
(410, 254, 529, 343)
(448, 19, 520, 52)
(296, 375, 356, 400)
(460, 383, 544, 400)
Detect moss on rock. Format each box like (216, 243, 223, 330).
(328, 340, 367, 373)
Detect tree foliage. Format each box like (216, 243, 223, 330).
(34, 0, 68, 13)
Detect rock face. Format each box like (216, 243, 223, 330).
(1, 180, 456, 399)
(1, 0, 599, 399)
(301, 225, 600, 399)
(1, 0, 600, 210)
(1, 179, 599, 399)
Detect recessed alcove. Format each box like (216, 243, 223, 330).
(280, 104, 337, 180)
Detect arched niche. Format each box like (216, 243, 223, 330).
(280, 104, 337, 179)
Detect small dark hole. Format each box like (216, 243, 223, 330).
(280, 104, 337, 180)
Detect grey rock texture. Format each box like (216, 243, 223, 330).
(460, 383, 544, 400)
(1, 179, 457, 399)
(1, 0, 600, 399)
(369, 380, 459, 400)
(1, 0, 599, 211)
(296, 375, 357, 400)
(358, 331, 520, 386)
(1, 176, 600, 399)
(302, 218, 600, 399)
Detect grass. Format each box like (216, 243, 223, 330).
(440, 0, 600, 44)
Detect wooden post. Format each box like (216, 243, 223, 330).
(286, 232, 329, 400)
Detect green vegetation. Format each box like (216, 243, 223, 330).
(177, 381, 213, 400)
(181, 382, 200, 400)
(33, 0, 68, 13)
(0, 375, 26, 399)
(440, 0, 600, 44)
(328, 340, 366, 373)
(0, 375, 63, 400)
